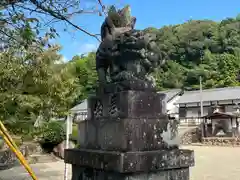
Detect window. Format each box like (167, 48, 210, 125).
(179, 107, 187, 118)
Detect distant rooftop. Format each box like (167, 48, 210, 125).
(70, 99, 87, 111)
(177, 86, 240, 104)
(158, 89, 182, 102)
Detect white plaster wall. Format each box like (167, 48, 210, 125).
(183, 104, 234, 118)
(185, 107, 209, 117)
(225, 105, 235, 112)
(238, 118, 240, 131)
(219, 100, 234, 105)
(186, 108, 197, 117)
(167, 96, 181, 114)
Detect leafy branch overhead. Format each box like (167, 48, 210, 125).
(0, 0, 106, 48)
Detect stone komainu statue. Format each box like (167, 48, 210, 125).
(96, 5, 165, 88)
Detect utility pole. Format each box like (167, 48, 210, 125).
(64, 114, 73, 180)
(199, 76, 205, 139)
(200, 76, 203, 117)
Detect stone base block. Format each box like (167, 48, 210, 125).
(64, 148, 194, 173)
(82, 116, 180, 151)
(71, 166, 190, 180)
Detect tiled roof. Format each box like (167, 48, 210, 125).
(177, 86, 240, 104)
(70, 99, 87, 111)
(158, 89, 182, 102)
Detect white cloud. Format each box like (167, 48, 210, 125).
(78, 43, 99, 55)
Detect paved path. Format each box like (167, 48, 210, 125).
(1, 146, 240, 180)
(0, 161, 71, 180)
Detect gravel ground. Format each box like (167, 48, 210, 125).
(1, 146, 240, 180)
(183, 146, 240, 180)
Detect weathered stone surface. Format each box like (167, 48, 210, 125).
(0, 143, 42, 170)
(53, 140, 75, 159)
(0, 149, 19, 170)
(68, 87, 193, 180)
(81, 116, 179, 151)
(88, 90, 166, 120)
(71, 166, 189, 180)
(96, 29, 163, 87)
(65, 148, 194, 173)
(66, 9, 195, 176)
(102, 80, 156, 94)
(180, 127, 201, 145)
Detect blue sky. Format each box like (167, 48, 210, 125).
(55, 0, 240, 61)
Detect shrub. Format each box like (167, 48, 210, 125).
(70, 123, 78, 142)
(38, 121, 66, 145)
(22, 134, 34, 142)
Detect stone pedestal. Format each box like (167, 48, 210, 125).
(65, 81, 194, 180)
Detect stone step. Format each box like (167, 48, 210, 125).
(65, 148, 194, 173)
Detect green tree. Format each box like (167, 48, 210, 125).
(1, 0, 106, 49)
(153, 61, 187, 90)
(69, 52, 98, 105)
(147, 15, 240, 90)
(216, 53, 240, 86)
(0, 44, 78, 134)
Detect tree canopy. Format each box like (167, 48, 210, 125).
(147, 15, 240, 90)
(1, 7, 240, 134)
(63, 14, 240, 95)
(0, 43, 79, 133)
(0, 0, 105, 133)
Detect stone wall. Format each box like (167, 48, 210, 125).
(180, 127, 240, 146)
(180, 127, 202, 145)
(0, 149, 19, 170)
(202, 137, 240, 146)
(0, 142, 43, 170)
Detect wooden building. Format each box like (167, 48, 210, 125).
(177, 86, 240, 126)
(201, 105, 240, 138)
